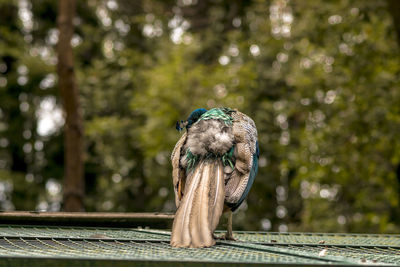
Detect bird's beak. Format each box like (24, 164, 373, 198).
(176, 120, 188, 132)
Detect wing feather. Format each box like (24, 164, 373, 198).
(225, 111, 258, 210)
(171, 132, 187, 207)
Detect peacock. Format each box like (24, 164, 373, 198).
(170, 107, 259, 248)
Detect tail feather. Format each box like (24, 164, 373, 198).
(210, 162, 225, 230)
(171, 160, 225, 248)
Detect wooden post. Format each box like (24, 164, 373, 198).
(57, 0, 85, 211)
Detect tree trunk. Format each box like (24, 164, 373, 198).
(57, 0, 85, 211)
(387, 0, 400, 46)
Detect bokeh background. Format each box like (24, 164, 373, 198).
(0, 0, 400, 233)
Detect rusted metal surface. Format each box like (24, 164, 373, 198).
(0, 212, 174, 228)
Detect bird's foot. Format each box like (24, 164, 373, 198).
(212, 233, 236, 241)
(224, 233, 236, 241)
(212, 234, 224, 240)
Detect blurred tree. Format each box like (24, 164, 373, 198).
(57, 0, 84, 211)
(0, 0, 51, 210)
(0, 0, 399, 234)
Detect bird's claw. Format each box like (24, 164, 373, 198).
(224, 234, 237, 241)
(212, 234, 223, 240)
(213, 234, 237, 241)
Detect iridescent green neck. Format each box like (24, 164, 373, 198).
(199, 107, 234, 126)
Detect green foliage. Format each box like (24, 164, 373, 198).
(0, 0, 399, 233)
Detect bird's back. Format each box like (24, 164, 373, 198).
(171, 108, 258, 247)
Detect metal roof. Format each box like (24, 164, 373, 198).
(1, 225, 400, 266)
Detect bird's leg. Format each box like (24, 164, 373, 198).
(224, 210, 236, 241)
(212, 211, 236, 241)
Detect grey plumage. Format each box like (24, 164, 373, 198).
(184, 120, 234, 158)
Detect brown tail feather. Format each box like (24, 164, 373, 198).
(170, 159, 225, 248)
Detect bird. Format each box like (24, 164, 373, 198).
(170, 107, 259, 248)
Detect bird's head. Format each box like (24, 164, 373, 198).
(176, 108, 207, 132)
(187, 108, 207, 128)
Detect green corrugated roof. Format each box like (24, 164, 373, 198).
(0, 225, 399, 266)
